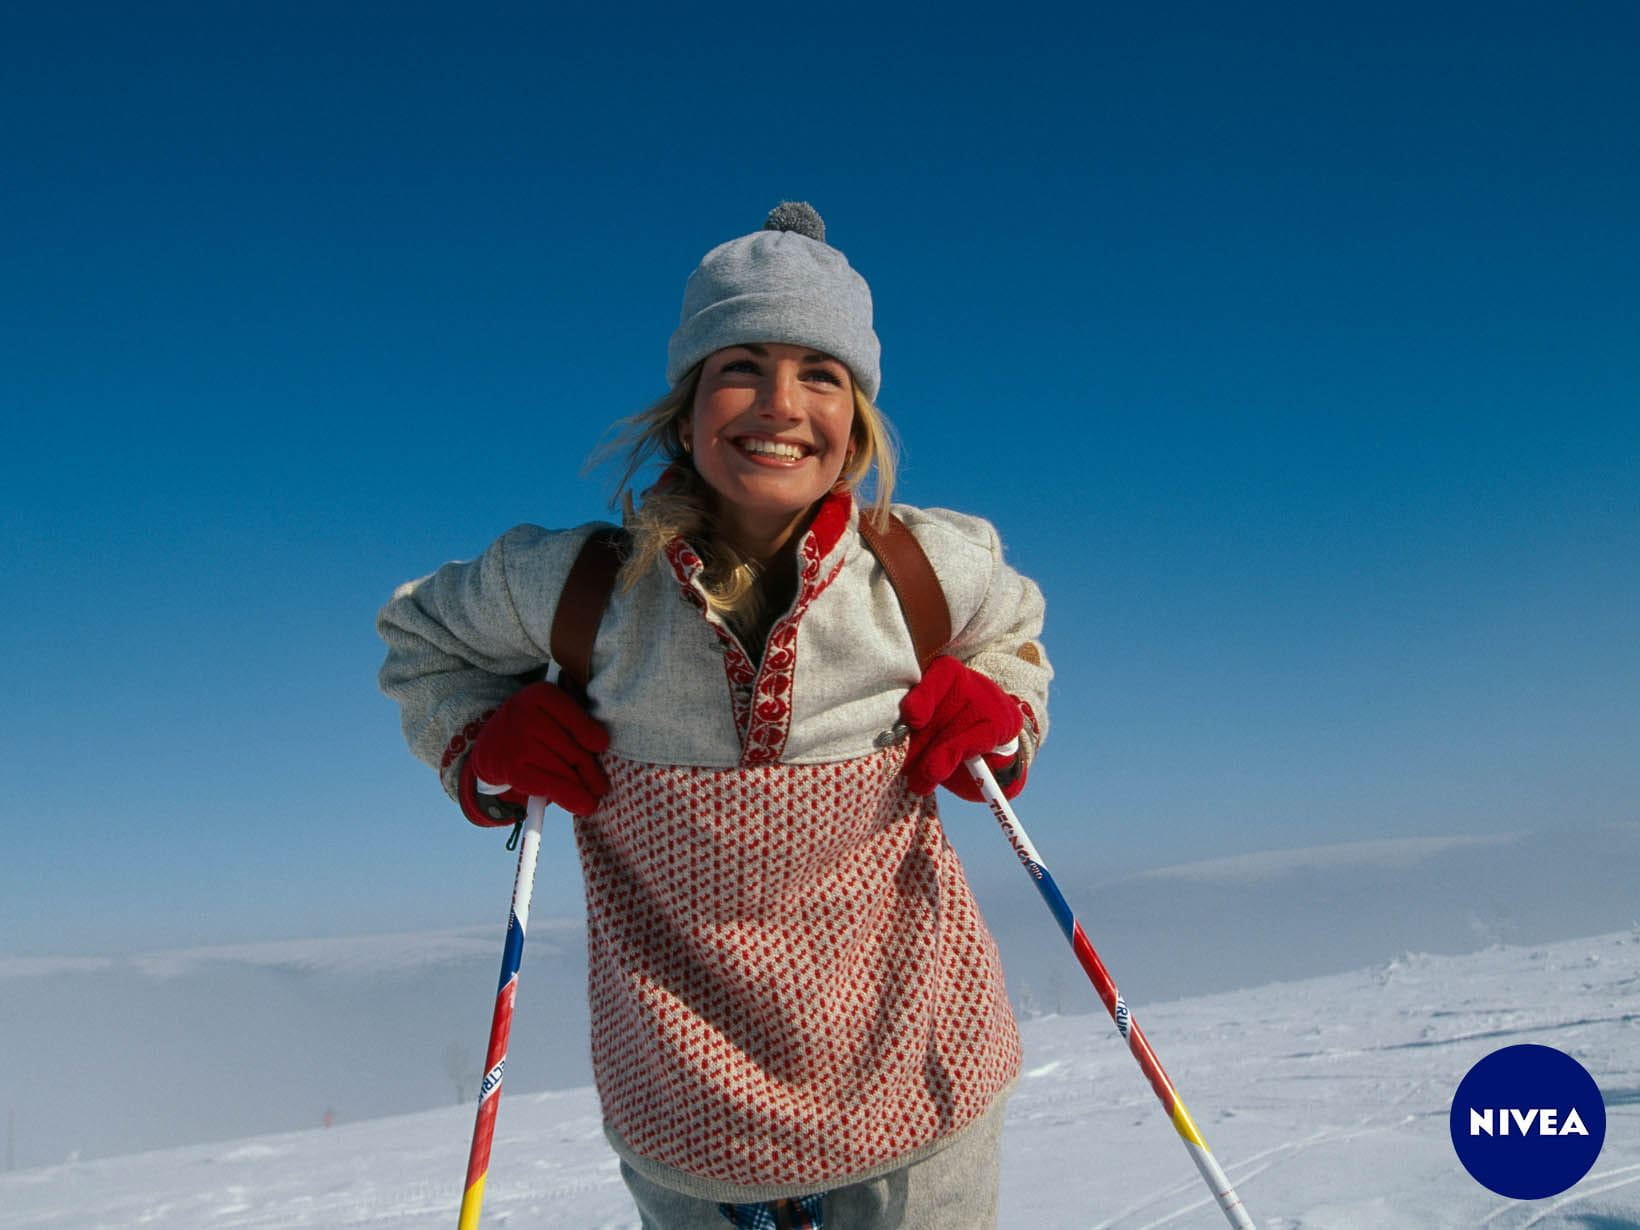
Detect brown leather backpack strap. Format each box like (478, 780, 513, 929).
(857, 510, 952, 671)
(549, 527, 629, 701)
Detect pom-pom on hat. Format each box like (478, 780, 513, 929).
(666, 202, 881, 399)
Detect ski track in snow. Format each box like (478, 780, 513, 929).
(1, 931, 1636, 1228)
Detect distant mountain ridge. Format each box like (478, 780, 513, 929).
(978, 821, 1640, 1013)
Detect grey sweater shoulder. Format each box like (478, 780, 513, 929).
(376, 522, 608, 797)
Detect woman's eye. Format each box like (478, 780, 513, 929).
(805, 369, 842, 385)
(721, 358, 759, 374)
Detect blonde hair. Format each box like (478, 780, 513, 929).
(597, 362, 899, 629)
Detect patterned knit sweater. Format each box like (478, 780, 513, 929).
(377, 491, 1052, 1195)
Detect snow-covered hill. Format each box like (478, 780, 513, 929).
(2, 929, 1636, 1228)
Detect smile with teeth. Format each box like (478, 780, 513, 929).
(734, 436, 812, 462)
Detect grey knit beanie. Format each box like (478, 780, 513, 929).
(666, 202, 881, 399)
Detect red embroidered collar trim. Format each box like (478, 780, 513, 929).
(660, 490, 858, 764)
(661, 490, 856, 597)
(804, 488, 853, 559)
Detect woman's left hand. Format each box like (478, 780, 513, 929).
(899, 656, 1026, 800)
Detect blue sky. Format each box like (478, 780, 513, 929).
(3, 3, 1636, 956)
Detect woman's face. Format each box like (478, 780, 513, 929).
(682, 342, 856, 550)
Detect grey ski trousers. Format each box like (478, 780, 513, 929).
(618, 1107, 1004, 1229)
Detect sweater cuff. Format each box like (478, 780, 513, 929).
(437, 706, 500, 803)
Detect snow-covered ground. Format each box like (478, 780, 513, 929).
(3, 929, 1636, 1228)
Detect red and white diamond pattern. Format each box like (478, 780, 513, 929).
(573, 745, 1021, 1188)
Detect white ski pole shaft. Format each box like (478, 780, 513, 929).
(965, 756, 1256, 1229)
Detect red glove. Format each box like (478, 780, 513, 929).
(899, 656, 1026, 801)
(462, 681, 611, 821)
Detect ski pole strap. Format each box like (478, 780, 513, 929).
(856, 510, 951, 671)
(549, 527, 630, 702)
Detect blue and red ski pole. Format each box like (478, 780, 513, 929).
(964, 754, 1257, 1229)
(456, 793, 546, 1229)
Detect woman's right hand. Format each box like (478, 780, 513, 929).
(468, 681, 612, 816)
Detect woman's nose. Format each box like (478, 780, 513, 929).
(759, 365, 801, 418)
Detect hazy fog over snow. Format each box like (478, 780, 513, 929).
(3, 824, 1636, 1182)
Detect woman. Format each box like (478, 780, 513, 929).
(378, 202, 1052, 1228)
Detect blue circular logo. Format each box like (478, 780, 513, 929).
(1450, 1044, 1606, 1200)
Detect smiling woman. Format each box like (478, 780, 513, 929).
(686, 343, 855, 543)
(377, 202, 1052, 1229)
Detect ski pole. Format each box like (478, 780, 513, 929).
(964, 756, 1256, 1230)
(456, 793, 546, 1230)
